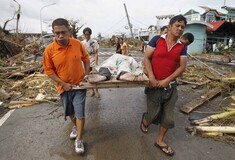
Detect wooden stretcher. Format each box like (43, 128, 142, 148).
(73, 75, 149, 89)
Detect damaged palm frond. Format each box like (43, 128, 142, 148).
(191, 110, 235, 125)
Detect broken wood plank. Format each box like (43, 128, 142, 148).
(8, 72, 25, 79)
(73, 74, 149, 89)
(180, 88, 221, 114)
(0, 89, 11, 100)
(9, 100, 37, 105)
(0, 38, 22, 47)
(75, 80, 149, 89)
(5, 63, 42, 77)
(0, 66, 19, 72)
(195, 56, 234, 66)
(178, 79, 210, 86)
(8, 100, 38, 109)
(205, 75, 222, 81)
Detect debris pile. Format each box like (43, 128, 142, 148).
(100, 36, 143, 51)
(186, 96, 235, 143)
(179, 58, 234, 90)
(0, 26, 25, 58)
(193, 53, 232, 63)
(179, 53, 235, 143)
(0, 47, 58, 109)
(0, 71, 58, 109)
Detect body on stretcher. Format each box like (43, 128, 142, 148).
(74, 54, 150, 89)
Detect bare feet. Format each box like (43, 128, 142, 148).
(88, 74, 107, 83)
(95, 91, 100, 98)
(94, 89, 101, 98)
(88, 90, 94, 97)
(119, 73, 136, 81)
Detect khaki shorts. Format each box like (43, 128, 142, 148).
(145, 85, 178, 129)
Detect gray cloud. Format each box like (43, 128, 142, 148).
(0, 0, 234, 37)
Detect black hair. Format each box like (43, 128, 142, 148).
(182, 33, 194, 44)
(120, 37, 124, 41)
(52, 18, 69, 29)
(160, 26, 168, 32)
(169, 15, 187, 26)
(83, 27, 92, 35)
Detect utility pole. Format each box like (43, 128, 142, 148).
(40, 3, 56, 36)
(224, 0, 226, 6)
(123, 3, 134, 38)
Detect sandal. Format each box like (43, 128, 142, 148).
(140, 112, 148, 133)
(154, 143, 174, 156)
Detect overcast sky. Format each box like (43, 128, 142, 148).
(0, 0, 235, 37)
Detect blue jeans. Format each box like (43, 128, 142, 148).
(61, 89, 87, 120)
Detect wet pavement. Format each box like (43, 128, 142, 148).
(0, 49, 235, 160)
(0, 86, 235, 160)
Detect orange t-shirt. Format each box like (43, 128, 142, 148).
(43, 38, 90, 94)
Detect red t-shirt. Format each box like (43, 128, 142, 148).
(148, 34, 187, 80)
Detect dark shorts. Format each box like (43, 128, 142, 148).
(145, 85, 178, 129)
(60, 89, 87, 120)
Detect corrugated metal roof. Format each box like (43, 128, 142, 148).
(206, 21, 225, 31)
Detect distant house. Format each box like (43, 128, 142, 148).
(180, 5, 227, 22)
(221, 6, 235, 22)
(184, 21, 213, 54)
(134, 27, 157, 42)
(206, 21, 235, 50)
(180, 5, 235, 52)
(185, 6, 235, 49)
(152, 5, 235, 53)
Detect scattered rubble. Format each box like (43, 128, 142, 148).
(100, 36, 143, 51)
(180, 53, 235, 143)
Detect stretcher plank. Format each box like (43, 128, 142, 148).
(73, 79, 149, 89)
(180, 88, 221, 114)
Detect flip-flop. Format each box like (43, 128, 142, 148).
(154, 143, 174, 156)
(140, 112, 148, 133)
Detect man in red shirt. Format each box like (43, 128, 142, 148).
(140, 15, 187, 156)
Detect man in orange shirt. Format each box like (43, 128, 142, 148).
(43, 18, 90, 154)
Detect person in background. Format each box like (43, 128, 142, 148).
(115, 37, 122, 54)
(160, 26, 168, 35)
(120, 37, 129, 56)
(140, 15, 187, 156)
(82, 27, 101, 98)
(141, 39, 146, 54)
(180, 32, 194, 46)
(43, 18, 90, 154)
